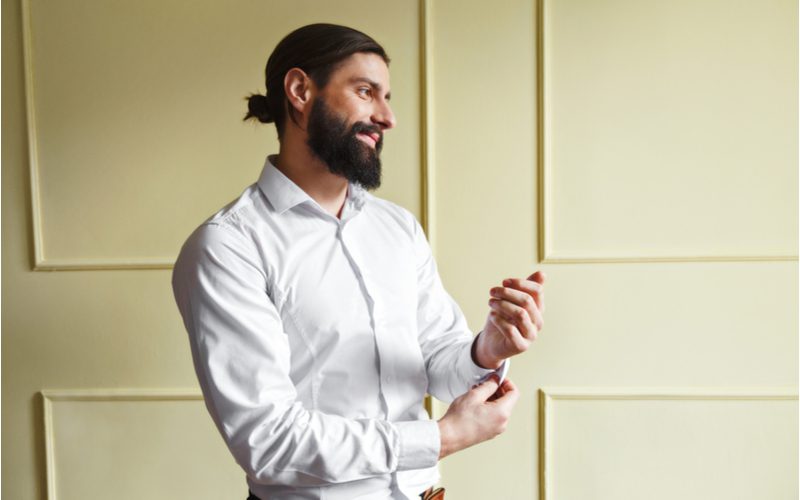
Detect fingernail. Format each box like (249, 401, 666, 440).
(503, 279, 511, 286)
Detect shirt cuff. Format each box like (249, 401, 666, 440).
(478, 358, 509, 384)
(460, 337, 509, 386)
(394, 419, 440, 470)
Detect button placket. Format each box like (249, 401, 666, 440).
(336, 222, 396, 418)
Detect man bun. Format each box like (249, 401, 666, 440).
(244, 93, 273, 123)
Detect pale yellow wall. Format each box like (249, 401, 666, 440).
(430, 0, 798, 499)
(3, 1, 797, 500)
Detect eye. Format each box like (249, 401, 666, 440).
(357, 87, 372, 99)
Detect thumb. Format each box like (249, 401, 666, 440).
(470, 375, 501, 402)
(492, 378, 520, 410)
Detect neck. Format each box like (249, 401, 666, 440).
(274, 132, 349, 218)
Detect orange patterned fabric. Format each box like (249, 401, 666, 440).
(420, 486, 445, 500)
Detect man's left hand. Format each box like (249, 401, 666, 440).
(473, 271, 546, 369)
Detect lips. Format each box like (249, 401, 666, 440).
(357, 131, 380, 148)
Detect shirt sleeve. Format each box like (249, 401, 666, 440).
(171, 223, 439, 486)
(410, 216, 503, 403)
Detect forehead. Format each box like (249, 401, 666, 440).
(326, 52, 391, 89)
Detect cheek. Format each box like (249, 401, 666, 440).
(340, 97, 372, 120)
(323, 94, 372, 127)
(350, 107, 372, 124)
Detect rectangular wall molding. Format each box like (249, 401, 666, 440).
(23, 0, 433, 271)
(41, 389, 204, 500)
(538, 387, 799, 500)
(535, 0, 798, 264)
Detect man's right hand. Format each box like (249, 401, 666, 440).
(436, 376, 520, 459)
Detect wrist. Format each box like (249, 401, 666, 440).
(472, 332, 503, 370)
(437, 418, 458, 459)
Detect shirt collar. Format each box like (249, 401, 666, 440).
(257, 155, 368, 216)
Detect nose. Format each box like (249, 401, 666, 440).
(372, 99, 396, 131)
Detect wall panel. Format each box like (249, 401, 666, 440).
(23, 0, 422, 269)
(540, 389, 799, 500)
(539, 0, 798, 262)
(43, 390, 242, 500)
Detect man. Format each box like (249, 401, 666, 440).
(172, 23, 546, 500)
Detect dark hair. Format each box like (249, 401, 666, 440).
(244, 23, 390, 138)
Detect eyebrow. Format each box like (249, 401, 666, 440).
(349, 77, 391, 100)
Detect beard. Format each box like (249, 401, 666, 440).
(306, 96, 383, 190)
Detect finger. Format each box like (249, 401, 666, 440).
(527, 270, 546, 285)
(489, 299, 538, 340)
(489, 312, 532, 350)
(495, 379, 512, 398)
(528, 304, 544, 333)
(492, 378, 520, 410)
(497, 281, 542, 296)
(490, 286, 537, 309)
(528, 271, 546, 312)
(489, 298, 528, 320)
(498, 378, 516, 393)
(490, 287, 543, 332)
(470, 375, 501, 401)
(502, 278, 544, 312)
(488, 383, 505, 402)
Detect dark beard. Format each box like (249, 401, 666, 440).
(306, 96, 383, 190)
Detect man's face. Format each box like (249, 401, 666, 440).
(305, 53, 396, 191)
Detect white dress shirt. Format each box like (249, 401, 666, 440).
(172, 156, 500, 500)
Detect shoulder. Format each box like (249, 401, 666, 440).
(202, 184, 266, 238)
(173, 184, 269, 279)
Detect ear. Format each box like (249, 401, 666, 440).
(284, 68, 313, 116)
